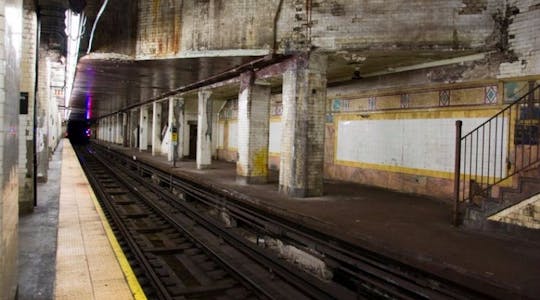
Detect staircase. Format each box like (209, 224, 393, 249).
(454, 83, 540, 238)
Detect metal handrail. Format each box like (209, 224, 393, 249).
(454, 84, 540, 225)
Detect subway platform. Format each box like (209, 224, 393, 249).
(17, 139, 540, 299)
(18, 140, 143, 300)
(100, 140, 540, 299)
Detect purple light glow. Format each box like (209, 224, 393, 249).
(85, 94, 92, 119)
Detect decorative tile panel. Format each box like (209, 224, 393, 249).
(485, 85, 498, 104)
(439, 90, 450, 106)
(332, 99, 341, 111)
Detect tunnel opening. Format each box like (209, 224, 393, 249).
(67, 120, 90, 145)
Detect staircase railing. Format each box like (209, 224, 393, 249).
(453, 83, 540, 225)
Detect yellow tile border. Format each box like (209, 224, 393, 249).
(86, 167, 147, 300)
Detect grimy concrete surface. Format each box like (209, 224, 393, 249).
(17, 140, 63, 299)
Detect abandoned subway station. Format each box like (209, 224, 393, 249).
(2, 0, 540, 298)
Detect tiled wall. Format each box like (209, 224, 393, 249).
(0, 0, 23, 298)
(18, 1, 37, 212)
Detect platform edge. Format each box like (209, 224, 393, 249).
(87, 182, 147, 300)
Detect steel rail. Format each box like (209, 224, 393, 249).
(89, 151, 283, 300)
(91, 146, 354, 299)
(76, 151, 171, 299)
(79, 145, 345, 299)
(92, 143, 495, 299)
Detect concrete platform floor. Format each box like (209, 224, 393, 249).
(18, 141, 62, 299)
(18, 140, 137, 300)
(103, 141, 540, 299)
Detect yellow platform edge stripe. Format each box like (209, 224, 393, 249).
(87, 180, 147, 300)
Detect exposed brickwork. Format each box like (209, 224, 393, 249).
(91, 0, 504, 58)
(278, 0, 502, 52)
(136, 0, 182, 58)
(460, 0, 488, 14)
(36, 50, 62, 182)
(279, 53, 327, 197)
(18, 0, 37, 212)
(237, 71, 271, 183)
(499, 0, 540, 77)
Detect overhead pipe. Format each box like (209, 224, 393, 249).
(94, 54, 285, 120)
(272, 0, 284, 54)
(86, 0, 109, 54)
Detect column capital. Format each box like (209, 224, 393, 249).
(198, 88, 212, 99)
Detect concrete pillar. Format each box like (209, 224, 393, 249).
(102, 119, 106, 142)
(279, 53, 327, 197)
(108, 116, 113, 142)
(122, 112, 128, 147)
(197, 89, 212, 169)
(112, 115, 116, 143)
(36, 52, 51, 181)
(152, 101, 162, 156)
(116, 113, 122, 144)
(111, 115, 116, 143)
(130, 109, 137, 148)
(168, 98, 176, 161)
(106, 118, 109, 142)
(139, 105, 149, 151)
(103, 118, 107, 142)
(177, 99, 185, 160)
(237, 71, 271, 183)
(167, 97, 185, 161)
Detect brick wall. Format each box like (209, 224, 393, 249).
(0, 0, 23, 298)
(18, 0, 36, 212)
(136, 0, 182, 58)
(279, 53, 327, 197)
(278, 0, 502, 52)
(498, 0, 540, 77)
(91, 0, 504, 60)
(36, 49, 52, 181)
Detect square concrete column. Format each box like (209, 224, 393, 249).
(116, 113, 122, 144)
(130, 109, 138, 148)
(103, 119, 106, 141)
(101, 118, 106, 141)
(177, 98, 185, 160)
(110, 116, 114, 142)
(112, 115, 117, 143)
(279, 53, 327, 197)
(98, 120, 102, 141)
(110, 116, 114, 143)
(106, 117, 111, 142)
(122, 112, 128, 147)
(167, 98, 176, 161)
(139, 105, 149, 151)
(152, 101, 162, 156)
(197, 89, 212, 169)
(168, 97, 185, 161)
(237, 71, 271, 183)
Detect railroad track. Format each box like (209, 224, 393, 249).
(78, 143, 494, 299)
(77, 146, 353, 299)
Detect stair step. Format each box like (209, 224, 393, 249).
(480, 220, 540, 242)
